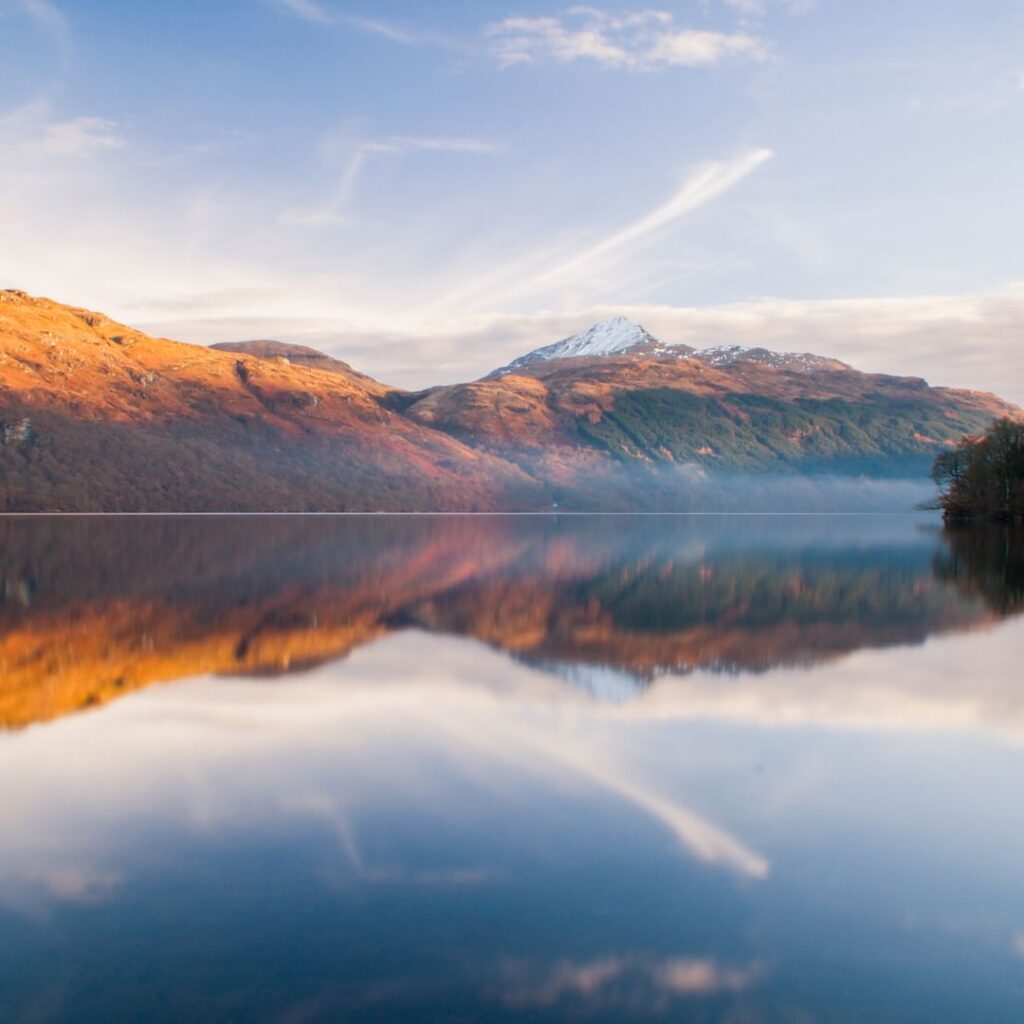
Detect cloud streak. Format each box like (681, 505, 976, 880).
(270, 0, 425, 45)
(428, 148, 773, 314)
(282, 134, 502, 227)
(273, 0, 332, 24)
(486, 8, 769, 70)
(19, 0, 69, 49)
(41, 116, 124, 157)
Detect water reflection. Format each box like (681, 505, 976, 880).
(1, 515, 1021, 729)
(2, 516, 1024, 1022)
(935, 522, 1024, 615)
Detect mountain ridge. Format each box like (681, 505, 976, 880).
(1, 290, 1019, 511)
(490, 316, 852, 378)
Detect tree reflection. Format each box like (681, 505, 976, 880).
(935, 524, 1024, 615)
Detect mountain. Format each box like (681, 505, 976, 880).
(210, 339, 381, 388)
(0, 290, 542, 511)
(493, 317, 847, 376)
(494, 315, 687, 374)
(1, 293, 1019, 511)
(693, 344, 850, 373)
(406, 316, 1019, 500)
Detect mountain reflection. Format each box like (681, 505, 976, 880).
(1, 515, 1020, 729)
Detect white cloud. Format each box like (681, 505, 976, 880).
(40, 116, 124, 157)
(647, 28, 767, 66)
(485, 8, 769, 70)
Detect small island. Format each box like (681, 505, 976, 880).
(932, 418, 1024, 521)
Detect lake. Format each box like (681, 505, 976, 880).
(1, 514, 1023, 1022)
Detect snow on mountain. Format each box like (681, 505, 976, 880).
(693, 345, 850, 373)
(540, 316, 656, 358)
(496, 316, 691, 374)
(518, 658, 647, 704)
(494, 317, 849, 377)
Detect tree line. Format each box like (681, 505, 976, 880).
(932, 418, 1024, 520)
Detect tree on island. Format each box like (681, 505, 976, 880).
(931, 418, 1024, 520)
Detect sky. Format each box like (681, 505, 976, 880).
(1, 1, 1024, 399)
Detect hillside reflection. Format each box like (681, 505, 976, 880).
(1, 515, 1020, 728)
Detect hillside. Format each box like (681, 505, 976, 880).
(210, 339, 381, 388)
(0, 295, 1019, 511)
(0, 291, 541, 511)
(407, 319, 1019, 498)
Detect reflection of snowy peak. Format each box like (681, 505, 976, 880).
(519, 658, 648, 704)
(692, 345, 850, 373)
(497, 316, 690, 375)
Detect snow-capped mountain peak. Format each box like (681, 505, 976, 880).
(496, 316, 691, 375)
(492, 318, 850, 378)
(548, 316, 653, 358)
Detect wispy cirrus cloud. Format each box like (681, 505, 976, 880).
(268, 0, 424, 44)
(426, 147, 773, 314)
(485, 8, 769, 70)
(272, 0, 332, 24)
(41, 116, 124, 157)
(4, 0, 72, 87)
(18, 0, 69, 47)
(723, 0, 816, 17)
(282, 134, 503, 227)
(0, 102, 125, 159)
(344, 13, 424, 45)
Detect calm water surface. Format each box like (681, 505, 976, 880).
(1, 514, 1023, 1022)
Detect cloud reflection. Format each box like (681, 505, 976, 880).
(501, 953, 764, 1011)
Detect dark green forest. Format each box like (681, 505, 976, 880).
(932, 418, 1024, 521)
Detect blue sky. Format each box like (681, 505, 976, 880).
(2, 0, 1024, 398)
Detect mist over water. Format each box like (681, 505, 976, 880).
(1, 513, 1023, 1022)
(651, 471, 936, 512)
